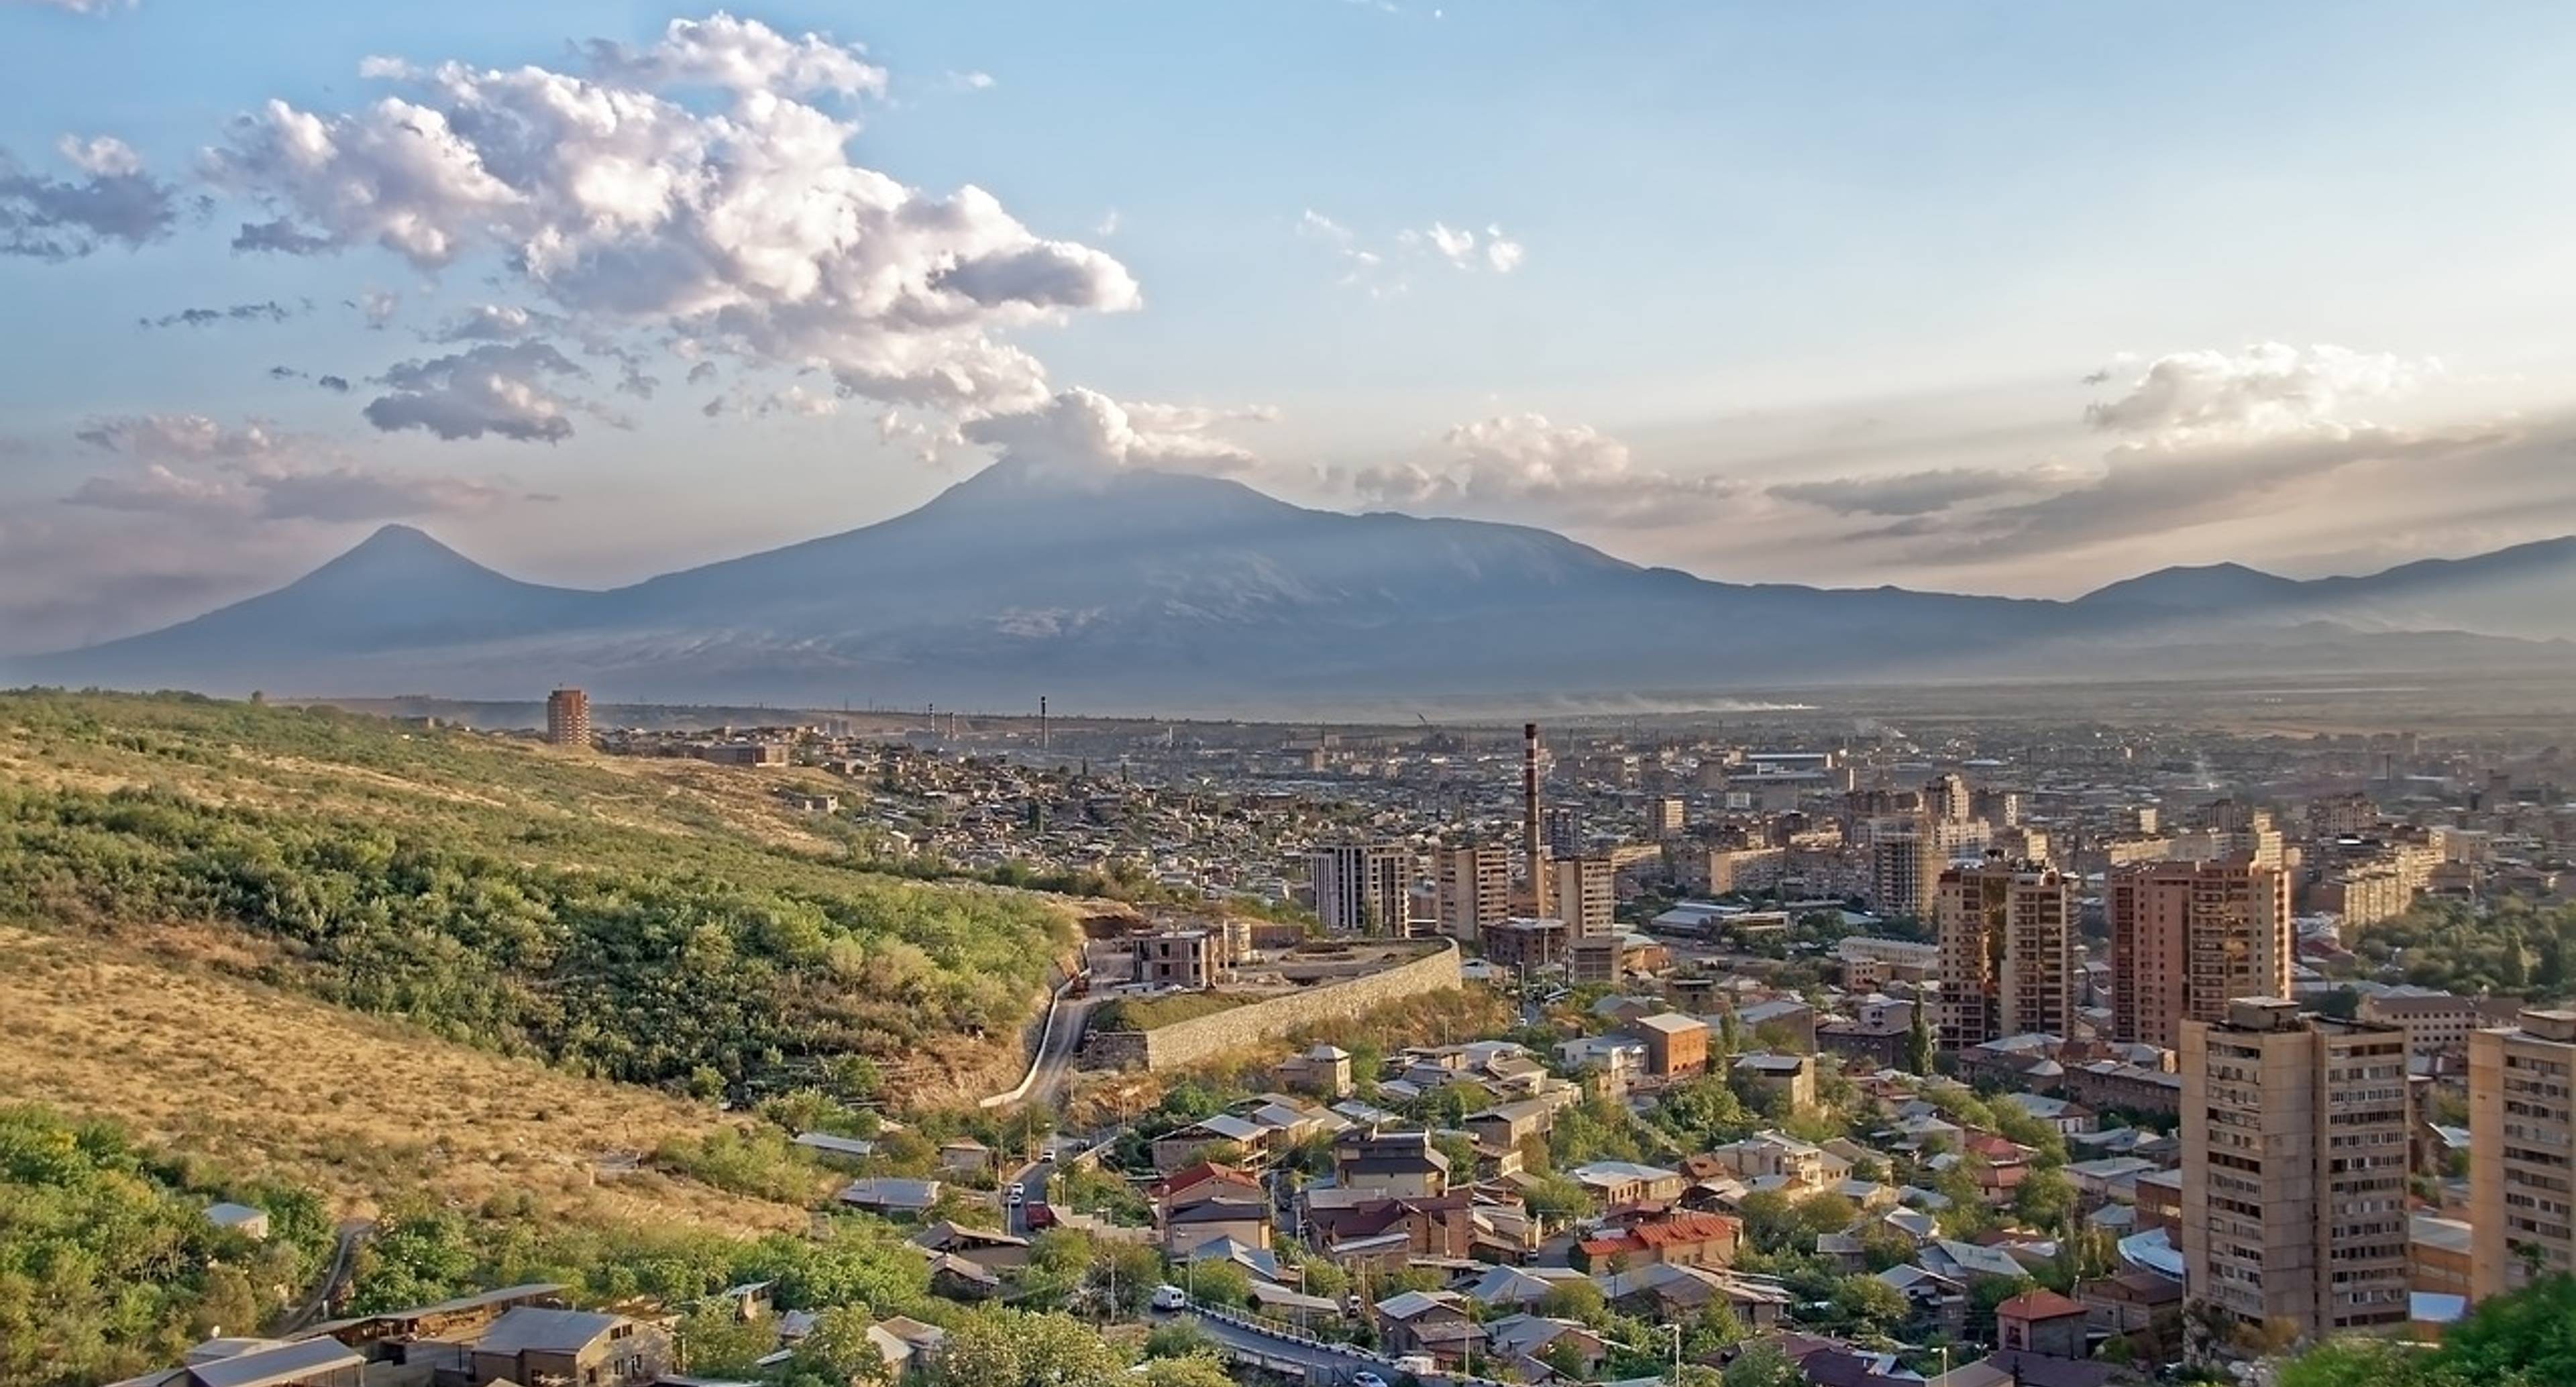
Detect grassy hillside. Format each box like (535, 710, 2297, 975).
(0, 926, 823, 1234)
(0, 690, 1078, 1099)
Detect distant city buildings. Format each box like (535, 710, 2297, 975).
(544, 687, 590, 748)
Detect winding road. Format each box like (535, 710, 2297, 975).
(979, 970, 1096, 1111)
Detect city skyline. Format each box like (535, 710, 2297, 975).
(11, 2, 2576, 653)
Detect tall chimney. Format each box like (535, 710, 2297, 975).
(1523, 722, 1546, 908)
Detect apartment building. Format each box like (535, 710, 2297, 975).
(1552, 854, 1615, 938)
(2108, 860, 2292, 1050)
(1935, 858, 2076, 1051)
(1434, 843, 1509, 945)
(2469, 1008, 2576, 1299)
(2359, 987, 2483, 1064)
(2180, 999, 2412, 1341)
(1310, 842, 1415, 935)
(544, 687, 590, 748)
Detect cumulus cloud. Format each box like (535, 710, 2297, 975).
(0, 135, 176, 259)
(1350, 413, 1733, 525)
(2082, 342, 2441, 448)
(945, 70, 996, 91)
(580, 13, 887, 98)
(140, 299, 301, 329)
(202, 13, 1136, 416)
(64, 412, 506, 522)
(364, 341, 587, 443)
(963, 387, 1267, 478)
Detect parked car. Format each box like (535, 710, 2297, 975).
(1352, 1372, 1391, 1387)
(1023, 1201, 1059, 1231)
(1150, 1284, 1191, 1312)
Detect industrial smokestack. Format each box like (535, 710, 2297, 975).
(1523, 722, 1546, 907)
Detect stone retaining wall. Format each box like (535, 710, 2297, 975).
(1087, 940, 1464, 1072)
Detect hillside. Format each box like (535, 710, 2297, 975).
(0, 691, 1081, 1101)
(0, 927, 818, 1235)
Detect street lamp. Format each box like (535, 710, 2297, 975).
(1668, 1321, 1683, 1384)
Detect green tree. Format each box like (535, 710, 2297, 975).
(1138, 1355, 1236, 1387)
(1721, 1341, 1805, 1387)
(1904, 1001, 1935, 1075)
(2012, 1167, 2076, 1227)
(933, 1311, 1128, 1387)
(788, 1306, 894, 1385)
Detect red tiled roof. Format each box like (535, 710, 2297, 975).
(1155, 1162, 1258, 1198)
(1996, 1288, 2088, 1321)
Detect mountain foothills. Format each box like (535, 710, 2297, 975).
(15, 461, 2576, 712)
(0, 690, 1079, 1097)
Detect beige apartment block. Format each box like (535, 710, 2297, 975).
(2469, 1009, 2576, 1299)
(2181, 999, 2411, 1342)
(1935, 858, 2074, 1051)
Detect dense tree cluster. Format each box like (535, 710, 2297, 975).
(0, 1106, 333, 1386)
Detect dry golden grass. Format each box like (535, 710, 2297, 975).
(0, 926, 820, 1235)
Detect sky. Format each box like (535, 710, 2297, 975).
(7, 0, 2576, 653)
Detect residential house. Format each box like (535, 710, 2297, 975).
(204, 1202, 271, 1241)
(865, 1317, 950, 1381)
(2076, 1269, 2182, 1337)
(1151, 1113, 1276, 1172)
(2002, 1093, 2095, 1135)
(110, 1339, 365, 1387)
(1332, 1128, 1450, 1197)
(1305, 1191, 1474, 1265)
(936, 1139, 994, 1176)
(468, 1307, 669, 1387)
(837, 1178, 942, 1218)
(1569, 1160, 1684, 1207)
(1572, 1211, 1741, 1272)
(1995, 1289, 2090, 1358)
(909, 1223, 1032, 1275)
(1464, 1096, 1562, 1154)
(1485, 1315, 1608, 1381)
(1372, 1290, 1479, 1369)
(1635, 1013, 1711, 1077)
(1277, 1044, 1354, 1099)
(1732, 1052, 1818, 1113)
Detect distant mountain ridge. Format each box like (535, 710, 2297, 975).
(15, 461, 2576, 712)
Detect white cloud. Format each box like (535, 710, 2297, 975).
(946, 70, 997, 92)
(55, 133, 140, 176)
(0, 135, 176, 259)
(353, 288, 400, 329)
(5, 0, 137, 13)
(2083, 342, 2442, 448)
(1770, 465, 2071, 517)
(963, 387, 1267, 478)
(363, 341, 587, 443)
(203, 13, 1136, 417)
(1307, 210, 1526, 290)
(435, 302, 555, 341)
(62, 412, 506, 522)
(581, 13, 888, 99)
(1350, 413, 1733, 524)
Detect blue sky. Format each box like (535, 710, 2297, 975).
(7, 0, 2576, 651)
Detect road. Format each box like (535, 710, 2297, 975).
(272, 1220, 371, 1335)
(1161, 1307, 1384, 1383)
(978, 972, 1095, 1112)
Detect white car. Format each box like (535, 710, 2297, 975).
(1352, 1372, 1391, 1387)
(1150, 1284, 1191, 1312)
(1006, 1185, 1025, 1207)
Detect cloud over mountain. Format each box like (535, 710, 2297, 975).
(201, 13, 1136, 416)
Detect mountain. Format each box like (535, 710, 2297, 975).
(14, 462, 2576, 712)
(33, 524, 595, 691)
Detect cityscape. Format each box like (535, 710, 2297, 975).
(6, 5, 2576, 1387)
